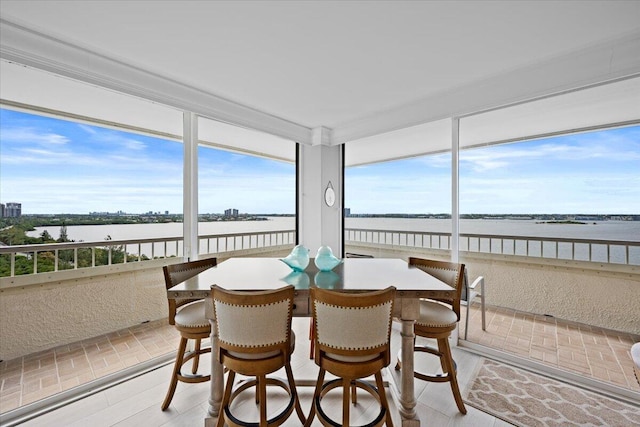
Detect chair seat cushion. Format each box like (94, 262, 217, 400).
(228, 331, 296, 360)
(175, 300, 209, 328)
(416, 300, 458, 328)
(325, 352, 380, 363)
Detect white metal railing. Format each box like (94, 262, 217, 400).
(0, 230, 296, 277)
(3, 227, 638, 278)
(345, 228, 640, 266)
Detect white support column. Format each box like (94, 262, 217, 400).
(451, 117, 460, 263)
(298, 127, 343, 255)
(183, 112, 199, 261)
(451, 117, 461, 344)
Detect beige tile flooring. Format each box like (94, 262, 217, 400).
(462, 302, 640, 392)
(0, 320, 180, 413)
(1, 303, 639, 416)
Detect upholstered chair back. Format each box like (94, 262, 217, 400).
(408, 257, 465, 320)
(163, 257, 217, 325)
(311, 287, 395, 366)
(212, 285, 294, 361)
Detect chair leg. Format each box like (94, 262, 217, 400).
(342, 378, 351, 426)
(375, 371, 394, 427)
(258, 374, 267, 426)
(217, 370, 236, 427)
(304, 368, 326, 427)
(464, 302, 470, 340)
(480, 290, 486, 331)
(161, 337, 188, 411)
(285, 362, 306, 424)
(192, 338, 201, 374)
(439, 337, 467, 414)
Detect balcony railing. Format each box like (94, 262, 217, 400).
(0, 230, 296, 277)
(345, 228, 640, 266)
(2, 227, 638, 278)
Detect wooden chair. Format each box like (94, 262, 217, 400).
(211, 284, 305, 427)
(309, 252, 375, 358)
(396, 257, 467, 414)
(161, 257, 217, 411)
(306, 286, 396, 427)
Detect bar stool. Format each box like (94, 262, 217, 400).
(212, 284, 305, 427)
(161, 257, 217, 411)
(396, 257, 467, 414)
(306, 286, 396, 427)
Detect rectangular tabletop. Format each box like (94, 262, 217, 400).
(167, 257, 454, 299)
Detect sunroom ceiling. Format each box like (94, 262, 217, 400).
(1, 1, 640, 162)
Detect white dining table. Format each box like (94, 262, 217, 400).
(167, 257, 455, 426)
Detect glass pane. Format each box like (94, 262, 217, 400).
(197, 123, 296, 257)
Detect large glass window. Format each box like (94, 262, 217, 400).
(196, 117, 297, 255)
(344, 120, 452, 256)
(458, 125, 640, 259)
(0, 107, 184, 274)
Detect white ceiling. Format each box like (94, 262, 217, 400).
(1, 0, 639, 134)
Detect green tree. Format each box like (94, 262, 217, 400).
(40, 230, 54, 242)
(57, 225, 69, 243)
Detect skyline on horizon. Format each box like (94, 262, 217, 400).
(2, 108, 639, 216)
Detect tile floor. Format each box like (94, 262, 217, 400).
(1, 303, 638, 417)
(3, 318, 501, 426)
(463, 302, 640, 392)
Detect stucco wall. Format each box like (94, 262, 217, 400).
(0, 247, 294, 361)
(0, 266, 167, 361)
(347, 244, 640, 335)
(461, 255, 640, 335)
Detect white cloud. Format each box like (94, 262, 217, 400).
(1, 127, 70, 145)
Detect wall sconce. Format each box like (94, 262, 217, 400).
(324, 181, 335, 207)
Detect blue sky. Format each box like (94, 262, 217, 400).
(1, 108, 639, 215)
(346, 126, 640, 214)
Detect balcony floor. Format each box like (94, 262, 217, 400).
(1, 304, 638, 425)
(462, 302, 640, 393)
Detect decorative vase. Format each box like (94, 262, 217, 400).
(280, 244, 310, 272)
(314, 245, 342, 271)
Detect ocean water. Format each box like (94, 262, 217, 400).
(28, 217, 640, 243)
(26, 217, 640, 264)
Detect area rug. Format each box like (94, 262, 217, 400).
(464, 359, 640, 427)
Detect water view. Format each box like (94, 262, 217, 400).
(27, 217, 640, 243)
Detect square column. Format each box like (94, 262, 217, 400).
(298, 140, 343, 256)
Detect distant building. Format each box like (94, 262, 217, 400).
(224, 208, 239, 218)
(344, 208, 351, 217)
(0, 204, 4, 218)
(4, 203, 22, 218)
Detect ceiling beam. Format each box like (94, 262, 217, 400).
(332, 31, 640, 144)
(0, 18, 314, 145)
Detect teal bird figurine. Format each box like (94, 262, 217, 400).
(280, 244, 310, 272)
(314, 246, 342, 271)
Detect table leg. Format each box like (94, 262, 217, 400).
(399, 319, 420, 426)
(205, 318, 224, 427)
